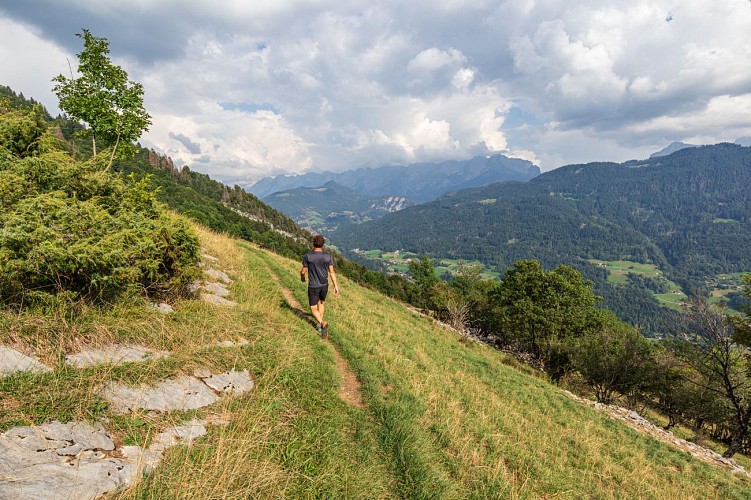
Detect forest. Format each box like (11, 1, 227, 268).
(333, 143, 751, 331)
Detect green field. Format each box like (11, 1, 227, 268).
(590, 260, 687, 310)
(353, 248, 500, 279)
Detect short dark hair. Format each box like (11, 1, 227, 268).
(312, 234, 325, 248)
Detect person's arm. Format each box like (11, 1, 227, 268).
(300, 265, 307, 282)
(328, 265, 339, 296)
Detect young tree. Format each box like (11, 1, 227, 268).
(568, 313, 655, 404)
(52, 30, 151, 164)
(672, 297, 751, 458)
(408, 255, 439, 312)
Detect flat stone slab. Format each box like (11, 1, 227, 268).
(121, 419, 207, 469)
(0, 346, 51, 376)
(66, 344, 168, 369)
(102, 375, 218, 413)
(0, 419, 206, 500)
(203, 282, 230, 297)
(200, 292, 237, 306)
(199, 370, 254, 395)
(205, 269, 233, 284)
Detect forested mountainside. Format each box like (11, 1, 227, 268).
(263, 180, 417, 233)
(334, 143, 751, 330)
(249, 153, 541, 201)
(114, 150, 311, 260)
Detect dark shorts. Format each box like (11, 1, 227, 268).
(308, 285, 328, 306)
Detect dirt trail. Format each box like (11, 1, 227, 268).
(269, 269, 365, 408)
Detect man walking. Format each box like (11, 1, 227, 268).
(300, 234, 339, 338)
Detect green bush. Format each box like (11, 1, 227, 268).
(0, 111, 199, 306)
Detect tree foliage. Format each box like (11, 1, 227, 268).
(52, 30, 151, 161)
(568, 314, 655, 404)
(486, 260, 604, 356)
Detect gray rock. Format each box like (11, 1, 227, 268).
(202, 254, 219, 262)
(0, 346, 51, 376)
(203, 282, 230, 297)
(0, 418, 208, 500)
(149, 302, 175, 314)
(120, 419, 207, 471)
(205, 269, 233, 284)
(200, 292, 237, 306)
(102, 375, 218, 413)
(41, 421, 115, 453)
(65, 344, 167, 368)
(0, 457, 137, 500)
(188, 280, 203, 294)
(199, 370, 254, 395)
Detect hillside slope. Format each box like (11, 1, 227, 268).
(336, 143, 751, 285)
(263, 180, 417, 233)
(4, 226, 747, 498)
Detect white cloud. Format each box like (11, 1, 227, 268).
(408, 47, 467, 74)
(1, 0, 751, 178)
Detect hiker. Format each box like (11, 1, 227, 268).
(300, 234, 340, 338)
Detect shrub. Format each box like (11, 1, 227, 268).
(0, 112, 199, 306)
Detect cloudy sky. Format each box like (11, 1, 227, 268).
(2, 1, 751, 185)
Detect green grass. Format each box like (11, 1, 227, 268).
(260, 248, 751, 498)
(3, 227, 751, 498)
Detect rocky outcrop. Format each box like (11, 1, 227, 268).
(565, 390, 750, 477)
(147, 149, 177, 174)
(0, 420, 206, 500)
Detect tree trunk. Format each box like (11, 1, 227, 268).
(723, 422, 749, 458)
(106, 133, 121, 170)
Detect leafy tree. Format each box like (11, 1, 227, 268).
(408, 255, 439, 311)
(568, 313, 655, 404)
(487, 260, 604, 357)
(52, 30, 151, 164)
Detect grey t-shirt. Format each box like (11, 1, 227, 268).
(302, 251, 333, 288)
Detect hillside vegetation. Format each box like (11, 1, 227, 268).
(3, 227, 751, 498)
(334, 143, 751, 331)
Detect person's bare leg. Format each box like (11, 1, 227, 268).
(310, 304, 324, 326)
(317, 301, 326, 326)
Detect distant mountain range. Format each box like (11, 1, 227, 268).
(649, 141, 698, 158)
(335, 143, 751, 286)
(248, 154, 541, 202)
(263, 181, 417, 233)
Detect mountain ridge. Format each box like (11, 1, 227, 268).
(249, 153, 541, 201)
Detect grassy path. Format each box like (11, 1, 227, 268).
(264, 261, 365, 408)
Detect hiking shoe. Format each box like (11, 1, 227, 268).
(315, 324, 322, 334)
(321, 322, 329, 339)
